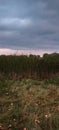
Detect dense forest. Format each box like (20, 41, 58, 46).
(0, 53, 59, 79)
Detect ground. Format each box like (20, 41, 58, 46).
(0, 78, 59, 130)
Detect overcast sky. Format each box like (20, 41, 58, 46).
(0, 0, 59, 55)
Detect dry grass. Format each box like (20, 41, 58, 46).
(0, 79, 59, 130)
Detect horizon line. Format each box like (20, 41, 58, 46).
(0, 47, 58, 57)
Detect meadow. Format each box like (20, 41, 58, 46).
(0, 77, 59, 130)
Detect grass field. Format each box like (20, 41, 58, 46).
(0, 78, 59, 130)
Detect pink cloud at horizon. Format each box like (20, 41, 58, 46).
(0, 48, 57, 57)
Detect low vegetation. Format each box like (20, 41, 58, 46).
(0, 78, 59, 130)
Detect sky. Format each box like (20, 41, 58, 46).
(0, 0, 59, 55)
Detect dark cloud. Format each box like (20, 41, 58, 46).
(0, 0, 59, 52)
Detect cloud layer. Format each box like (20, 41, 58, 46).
(0, 48, 54, 57)
(0, 0, 59, 53)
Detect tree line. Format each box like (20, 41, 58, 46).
(0, 53, 59, 79)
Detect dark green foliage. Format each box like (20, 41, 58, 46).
(0, 53, 59, 80)
(44, 76, 59, 85)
